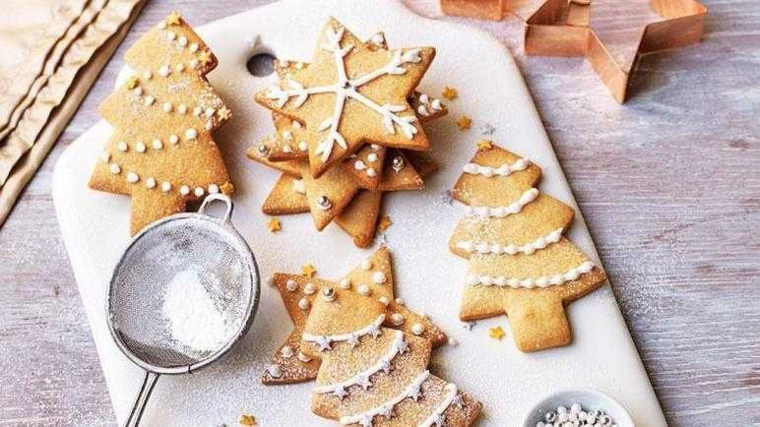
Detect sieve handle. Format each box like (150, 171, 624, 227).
(198, 193, 234, 224)
(124, 371, 159, 427)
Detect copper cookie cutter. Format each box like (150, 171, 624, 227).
(441, 0, 707, 103)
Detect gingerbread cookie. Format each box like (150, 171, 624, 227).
(249, 18, 445, 247)
(449, 143, 607, 352)
(262, 175, 310, 215)
(264, 248, 482, 427)
(89, 12, 233, 234)
(257, 150, 436, 248)
(255, 18, 435, 178)
(263, 247, 447, 385)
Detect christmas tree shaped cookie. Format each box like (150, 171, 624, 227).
(255, 18, 435, 177)
(449, 143, 607, 352)
(263, 247, 446, 384)
(89, 12, 233, 235)
(265, 248, 481, 426)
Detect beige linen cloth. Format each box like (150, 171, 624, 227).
(0, 0, 146, 226)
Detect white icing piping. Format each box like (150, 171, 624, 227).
(463, 158, 529, 178)
(419, 383, 459, 427)
(339, 370, 431, 426)
(456, 228, 563, 256)
(466, 261, 595, 289)
(464, 188, 539, 218)
(303, 314, 385, 352)
(265, 25, 421, 162)
(314, 330, 408, 398)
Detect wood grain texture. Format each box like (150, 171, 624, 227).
(0, 0, 757, 425)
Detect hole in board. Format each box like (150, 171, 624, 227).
(247, 51, 277, 77)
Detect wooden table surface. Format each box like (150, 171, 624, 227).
(1, 0, 757, 425)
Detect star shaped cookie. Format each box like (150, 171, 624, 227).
(255, 18, 435, 177)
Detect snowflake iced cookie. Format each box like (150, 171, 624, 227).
(249, 19, 445, 247)
(89, 13, 233, 235)
(255, 18, 436, 178)
(264, 248, 482, 427)
(253, 87, 446, 188)
(449, 143, 607, 352)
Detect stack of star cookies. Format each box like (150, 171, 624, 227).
(248, 18, 446, 248)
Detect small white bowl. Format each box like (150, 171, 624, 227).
(522, 388, 635, 427)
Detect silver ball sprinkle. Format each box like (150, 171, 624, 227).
(317, 195, 332, 210)
(391, 156, 405, 173)
(322, 287, 336, 301)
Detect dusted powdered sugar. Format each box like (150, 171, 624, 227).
(162, 270, 233, 353)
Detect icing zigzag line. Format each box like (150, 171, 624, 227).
(339, 370, 430, 426)
(303, 314, 385, 351)
(419, 383, 461, 427)
(466, 261, 595, 289)
(462, 158, 529, 177)
(456, 228, 563, 256)
(464, 188, 539, 218)
(314, 330, 408, 399)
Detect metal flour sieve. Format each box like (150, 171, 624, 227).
(106, 194, 260, 427)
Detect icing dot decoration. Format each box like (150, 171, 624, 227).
(372, 271, 387, 284)
(358, 284, 370, 296)
(390, 313, 405, 326)
(411, 323, 425, 336)
(126, 172, 139, 183)
(304, 283, 316, 295)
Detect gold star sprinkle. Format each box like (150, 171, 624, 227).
(125, 76, 139, 90)
(302, 263, 317, 278)
(489, 326, 505, 340)
(220, 181, 235, 195)
(198, 50, 213, 66)
(377, 215, 392, 233)
(477, 139, 494, 151)
(456, 115, 472, 130)
(239, 414, 257, 426)
(165, 11, 182, 26)
(217, 106, 232, 121)
(267, 217, 282, 233)
(442, 86, 458, 101)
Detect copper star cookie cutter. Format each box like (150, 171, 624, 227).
(441, 0, 707, 103)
